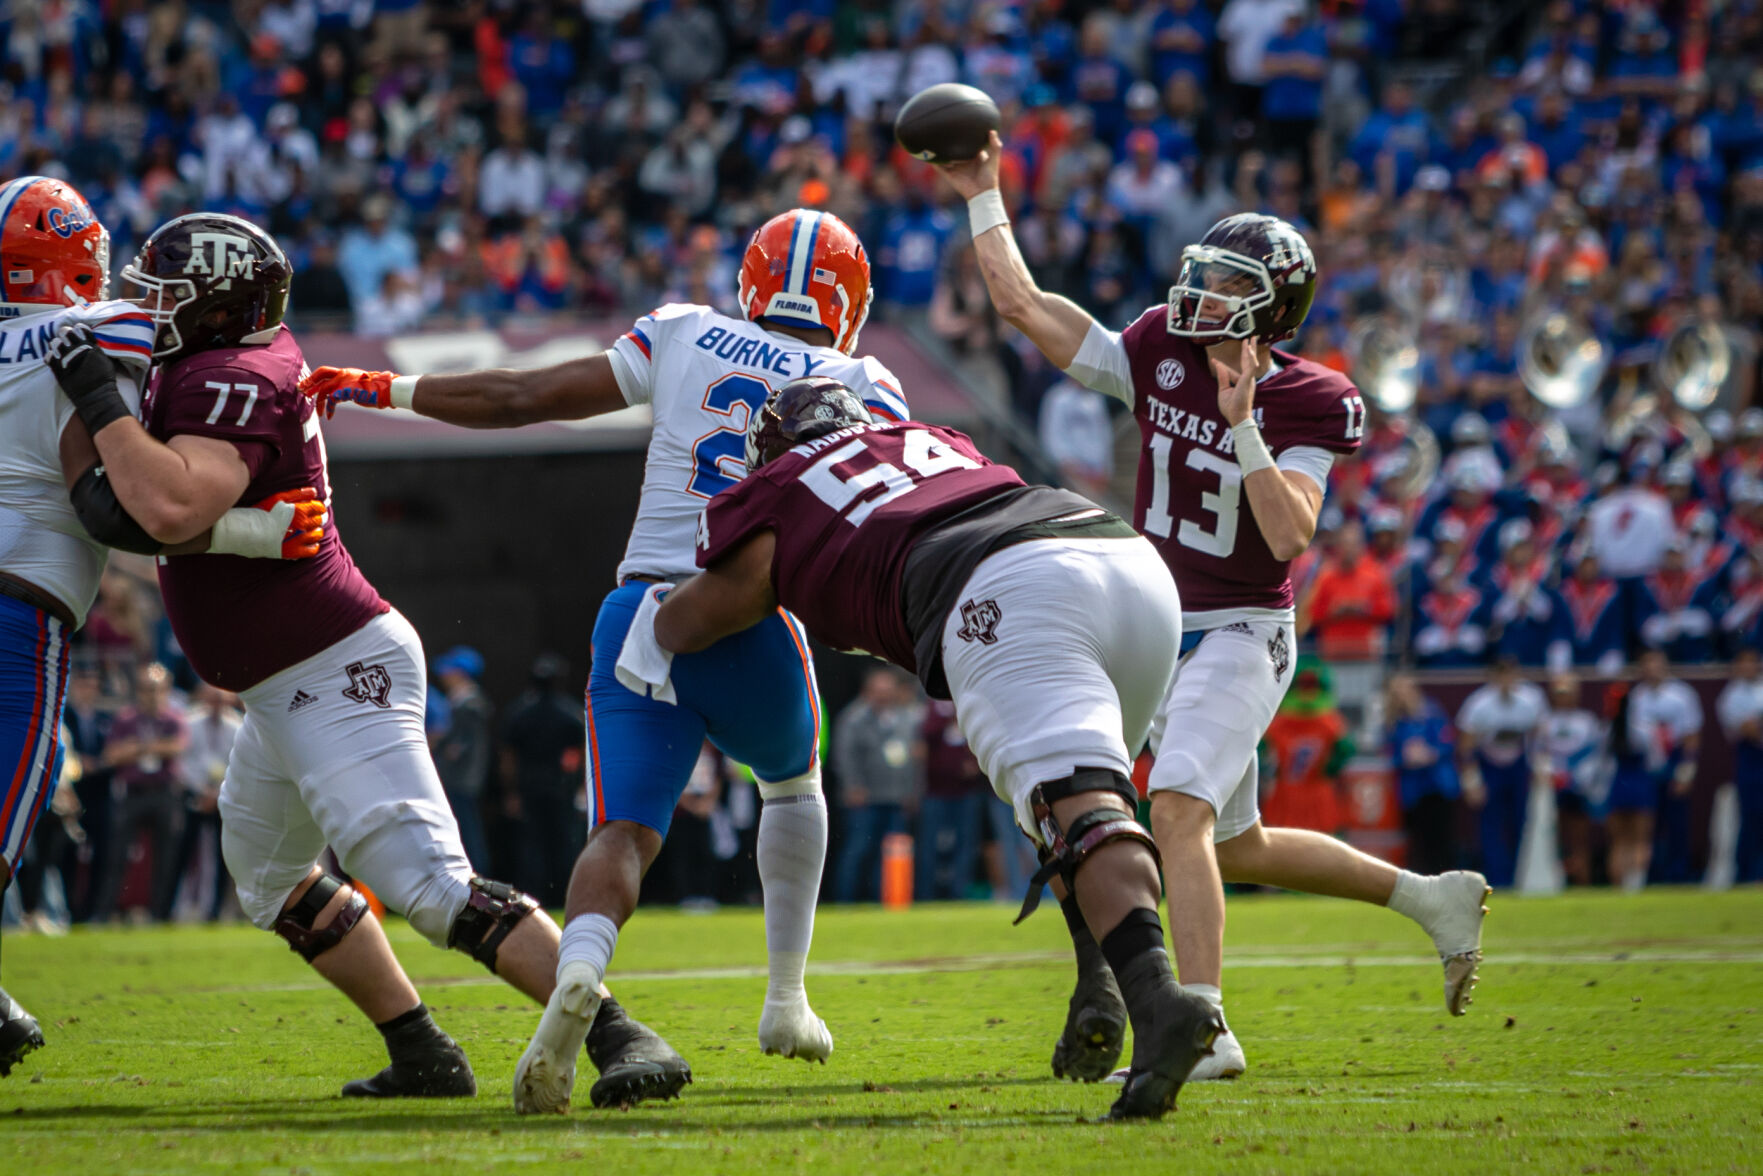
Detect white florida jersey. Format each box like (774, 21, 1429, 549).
(0, 299, 155, 622)
(605, 302, 910, 581)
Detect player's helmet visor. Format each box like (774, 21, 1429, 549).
(1165, 246, 1275, 342)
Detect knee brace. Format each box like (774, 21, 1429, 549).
(445, 875, 542, 973)
(1014, 767, 1159, 925)
(273, 872, 369, 962)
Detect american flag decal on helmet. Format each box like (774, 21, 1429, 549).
(812, 266, 836, 285)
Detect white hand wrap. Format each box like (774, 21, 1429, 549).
(390, 374, 419, 411)
(967, 189, 1010, 237)
(1232, 419, 1276, 476)
(209, 502, 294, 559)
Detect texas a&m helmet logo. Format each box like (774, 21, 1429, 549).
(955, 598, 1002, 645)
(185, 231, 257, 290)
(341, 660, 393, 708)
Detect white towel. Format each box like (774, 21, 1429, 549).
(614, 583, 678, 704)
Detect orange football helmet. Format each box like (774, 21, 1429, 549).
(738, 209, 872, 355)
(0, 175, 110, 316)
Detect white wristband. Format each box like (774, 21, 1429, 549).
(208, 504, 289, 560)
(390, 374, 419, 411)
(1232, 419, 1276, 476)
(966, 189, 1009, 237)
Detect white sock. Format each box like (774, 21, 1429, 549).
(1184, 982, 1226, 1027)
(1386, 870, 1431, 922)
(757, 794, 827, 1004)
(557, 912, 619, 993)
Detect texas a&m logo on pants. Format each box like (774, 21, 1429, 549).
(956, 598, 1002, 645)
(341, 661, 393, 708)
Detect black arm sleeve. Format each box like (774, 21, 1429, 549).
(68, 464, 163, 555)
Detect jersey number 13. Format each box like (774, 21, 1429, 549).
(1143, 434, 1241, 558)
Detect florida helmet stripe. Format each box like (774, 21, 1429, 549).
(786, 210, 822, 296)
(0, 177, 45, 303)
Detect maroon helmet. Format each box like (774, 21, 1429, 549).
(745, 376, 875, 471)
(122, 212, 291, 361)
(1166, 213, 1317, 344)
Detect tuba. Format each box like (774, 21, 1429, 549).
(1348, 316, 1439, 501)
(1518, 310, 1609, 409)
(1654, 318, 1731, 410)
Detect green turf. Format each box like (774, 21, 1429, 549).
(3, 889, 1760, 1175)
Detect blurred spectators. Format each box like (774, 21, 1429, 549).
(96, 663, 187, 923)
(831, 667, 922, 904)
(1716, 647, 1763, 884)
(1300, 519, 1395, 660)
(914, 699, 989, 902)
(433, 645, 493, 872)
(1456, 656, 1545, 889)
(499, 653, 584, 909)
(1604, 650, 1702, 891)
(172, 684, 240, 922)
(1383, 673, 1458, 875)
(1539, 672, 1604, 886)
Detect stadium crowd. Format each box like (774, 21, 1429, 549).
(3, 0, 1761, 923)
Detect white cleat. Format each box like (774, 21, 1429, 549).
(758, 997, 834, 1063)
(1184, 1027, 1246, 1080)
(513, 962, 602, 1114)
(1419, 870, 1491, 1016)
(1102, 1027, 1245, 1084)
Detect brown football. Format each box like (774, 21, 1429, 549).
(894, 83, 1001, 164)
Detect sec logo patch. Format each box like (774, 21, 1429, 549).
(1156, 358, 1185, 389)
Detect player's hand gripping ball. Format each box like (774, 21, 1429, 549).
(299, 366, 396, 418)
(255, 487, 327, 559)
(894, 83, 1002, 164)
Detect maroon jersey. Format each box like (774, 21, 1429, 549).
(696, 422, 1024, 671)
(143, 326, 387, 690)
(1120, 306, 1363, 615)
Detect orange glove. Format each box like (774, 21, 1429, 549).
(299, 366, 398, 418)
(254, 487, 327, 559)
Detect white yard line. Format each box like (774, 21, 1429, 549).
(188, 946, 1763, 996)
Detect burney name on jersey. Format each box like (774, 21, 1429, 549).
(685, 319, 876, 384)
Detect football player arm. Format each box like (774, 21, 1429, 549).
(76, 424, 253, 546)
(57, 418, 210, 556)
(653, 531, 780, 655)
(935, 132, 1097, 373)
(300, 355, 628, 428)
(1213, 340, 1326, 562)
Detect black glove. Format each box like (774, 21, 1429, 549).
(47, 321, 133, 435)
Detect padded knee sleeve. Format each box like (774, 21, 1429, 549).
(446, 876, 542, 972)
(756, 763, 822, 803)
(273, 873, 369, 962)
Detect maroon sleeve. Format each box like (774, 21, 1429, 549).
(1267, 362, 1365, 459)
(695, 468, 788, 569)
(1119, 305, 1166, 371)
(157, 365, 288, 478)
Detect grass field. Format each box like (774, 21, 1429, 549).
(2, 888, 1760, 1175)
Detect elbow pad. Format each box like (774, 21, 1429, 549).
(69, 464, 161, 555)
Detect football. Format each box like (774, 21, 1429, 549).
(893, 83, 1001, 164)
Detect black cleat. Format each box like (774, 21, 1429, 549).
(0, 987, 45, 1078)
(585, 996, 692, 1109)
(1105, 980, 1224, 1122)
(1051, 961, 1127, 1082)
(341, 1040, 476, 1098)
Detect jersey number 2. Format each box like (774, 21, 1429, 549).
(1144, 434, 1240, 558)
(688, 374, 772, 498)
